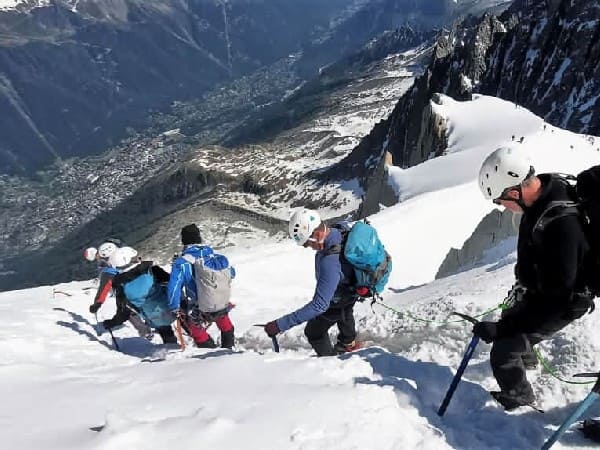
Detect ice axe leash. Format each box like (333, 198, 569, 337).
(437, 312, 480, 417)
(176, 316, 186, 352)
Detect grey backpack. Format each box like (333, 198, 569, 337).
(183, 253, 232, 313)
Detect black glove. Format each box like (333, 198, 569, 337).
(89, 303, 101, 314)
(264, 320, 280, 338)
(472, 321, 499, 344)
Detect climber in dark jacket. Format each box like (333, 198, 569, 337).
(474, 146, 594, 410)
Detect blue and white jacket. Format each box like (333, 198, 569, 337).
(276, 227, 355, 332)
(167, 244, 236, 311)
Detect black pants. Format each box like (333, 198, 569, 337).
(491, 315, 581, 397)
(304, 300, 357, 357)
(157, 326, 177, 344)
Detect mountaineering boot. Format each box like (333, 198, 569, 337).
(491, 390, 536, 411)
(334, 340, 362, 354)
(195, 336, 217, 349)
(220, 329, 235, 349)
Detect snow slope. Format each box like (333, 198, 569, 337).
(2, 95, 600, 449)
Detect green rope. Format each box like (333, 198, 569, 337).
(533, 348, 595, 385)
(373, 298, 595, 387)
(372, 299, 504, 325)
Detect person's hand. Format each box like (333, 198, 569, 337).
(264, 321, 280, 338)
(472, 321, 499, 344)
(89, 303, 101, 314)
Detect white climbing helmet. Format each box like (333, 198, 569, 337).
(288, 208, 321, 245)
(120, 246, 138, 260)
(478, 146, 534, 200)
(98, 241, 118, 259)
(108, 247, 134, 269)
(83, 247, 97, 261)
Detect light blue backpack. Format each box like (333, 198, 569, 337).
(123, 271, 173, 328)
(332, 220, 392, 296)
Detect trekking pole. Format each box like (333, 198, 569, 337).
(176, 316, 186, 352)
(253, 324, 280, 353)
(542, 373, 600, 450)
(438, 312, 480, 417)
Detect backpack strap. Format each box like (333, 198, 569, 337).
(324, 223, 349, 257)
(534, 201, 580, 234)
(322, 227, 357, 287)
(182, 254, 196, 264)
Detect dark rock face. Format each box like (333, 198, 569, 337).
(0, 0, 351, 173)
(341, 0, 600, 194)
(436, 208, 519, 279)
(479, 0, 600, 135)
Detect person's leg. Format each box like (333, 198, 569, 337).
(102, 295, 131, 329)
(490, 334, 536, 407)
(304, 311, 338, 356)
(336, 302, 357, 345)
(128, 313, 153, 340)
(156, 326, 177, 344)
(521, 334, 540, 370)
(184, 318, 215, 348)
(215, 314, 235, 348)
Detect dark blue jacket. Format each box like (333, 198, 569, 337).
(276, 227, 354, 332)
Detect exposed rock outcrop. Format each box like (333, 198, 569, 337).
(436, 208, 519, 279)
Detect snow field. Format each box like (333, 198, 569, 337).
(2, 94, 600, 449)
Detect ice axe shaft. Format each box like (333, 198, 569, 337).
(438, 335, 480, 416)
(253, 324, 280, 353)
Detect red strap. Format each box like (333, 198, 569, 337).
(96, 279, 113, 304)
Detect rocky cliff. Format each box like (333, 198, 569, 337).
(436, 208, 519, 279)
(341, 0, 599, 206)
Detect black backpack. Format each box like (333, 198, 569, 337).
(533, 165, 600, 294)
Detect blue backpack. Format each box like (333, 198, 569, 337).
(331, 220, 392, 296)
(121, 266, 173, 328)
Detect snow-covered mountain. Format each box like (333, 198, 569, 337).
(346, 0, 600, 177)
(2, 94, 599, 449)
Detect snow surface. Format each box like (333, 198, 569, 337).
(0, 0, 19, 9)
(2, 95, 600, 449)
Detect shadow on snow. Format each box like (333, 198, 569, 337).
(346, 347, 599, 450)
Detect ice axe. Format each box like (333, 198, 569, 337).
(95, 313, 120, 351)
(253, 324, 280, 353)
(437, 312, 480, 416)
